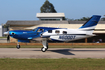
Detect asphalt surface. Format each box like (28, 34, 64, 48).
(0, 48, 105, 59)
(0, 38, 7, 43)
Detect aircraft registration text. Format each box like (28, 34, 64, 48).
(59, 35, 76, 40)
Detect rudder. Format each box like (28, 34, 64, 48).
(79, 15, 101, 29)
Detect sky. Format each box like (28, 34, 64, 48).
(0, 0, 105, 24)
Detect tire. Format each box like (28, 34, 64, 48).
(41, 47, 46, 52)
(46, 45, 48, 50)
(16, 45, 20, 49)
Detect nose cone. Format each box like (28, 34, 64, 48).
(9, 31, 16, 36)
(4, 31, 9, 35)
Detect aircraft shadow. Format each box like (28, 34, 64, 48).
(48, 49, 75, 55)
(47, 49, 105, 55)
(69, 50, 105, 52)
(31, 49, 75, 55)
(24, 49, 105, 56)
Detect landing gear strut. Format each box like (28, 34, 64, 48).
(41, 38, 48, 52)
(16, 42, 20, 49)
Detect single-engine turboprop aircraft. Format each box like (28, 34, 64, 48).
(4, 15, 101, 52)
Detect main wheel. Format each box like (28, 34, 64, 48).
(41, 47, 47, 52)
(16, 45, 20, 49)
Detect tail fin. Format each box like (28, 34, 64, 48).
(79, 15, 101, 35)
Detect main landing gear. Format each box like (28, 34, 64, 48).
(16, 42, 20, 49)
(41, 38, 48, 52)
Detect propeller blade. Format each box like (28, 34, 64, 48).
(4, 31, 9, 35)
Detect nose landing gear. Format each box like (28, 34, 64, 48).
(16, 42, 20, 49)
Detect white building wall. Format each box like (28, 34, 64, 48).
(36, 13, 65, 21)
(0, 25, 8, 37)
(0, 25, 2, 37)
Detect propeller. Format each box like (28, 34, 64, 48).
(4, 31, 9, 35)
(4, 31, 10, 42)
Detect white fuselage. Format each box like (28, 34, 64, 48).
(42, 28, 93, 42)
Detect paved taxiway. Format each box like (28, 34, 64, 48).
(0, 48, 105, 59)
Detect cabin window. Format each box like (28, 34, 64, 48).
(37, 29, 44, 32)
(48, 30, 52, 33)
(55, 30, 60, 34)
(63, 31, 67, 34)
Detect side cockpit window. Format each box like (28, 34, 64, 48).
(37, 29, 44, 32)
(55, 30, 60, 34)
(48, 30, 52, 33)
(63, 31, 67, 34)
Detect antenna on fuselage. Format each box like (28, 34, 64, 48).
(57, 25, 60, 28)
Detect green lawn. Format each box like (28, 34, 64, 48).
(0, 45, 105, 48)
(0, 58, 105, 70)
(0, 37, 6, 38)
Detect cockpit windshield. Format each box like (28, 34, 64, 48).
(32, 27, 44, 32)
(32, 28, 38, 32)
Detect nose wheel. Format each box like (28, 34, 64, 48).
(41, 47, 47, 52)
(16, 45, 20, 49)
(16, 42, 20, 49)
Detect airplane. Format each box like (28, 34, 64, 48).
(4, 15, 101, 52)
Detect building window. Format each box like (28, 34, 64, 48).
(63, 31, 67, 34)
(55, 30, 60, 34)
(41, 19, 60, 21)
(48, 30, 52, 33)
(56, 19, 60, 21)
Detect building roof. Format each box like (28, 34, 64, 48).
(6, 20, 105, 26)
(36, 13, 65, 18)
(6, 20, 69, 26)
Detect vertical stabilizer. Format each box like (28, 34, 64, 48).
(79, 15, 101, 35)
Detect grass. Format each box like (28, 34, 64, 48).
(0, 37, 6, 38)
(0, 58, 105, 70)
(0, 45, 105, 48)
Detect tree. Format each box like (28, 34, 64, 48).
(101, 15, 105, 21)
(78, 17, 90, 21)
(101, 18, 105, 21)
(40, 0, 57, 13)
